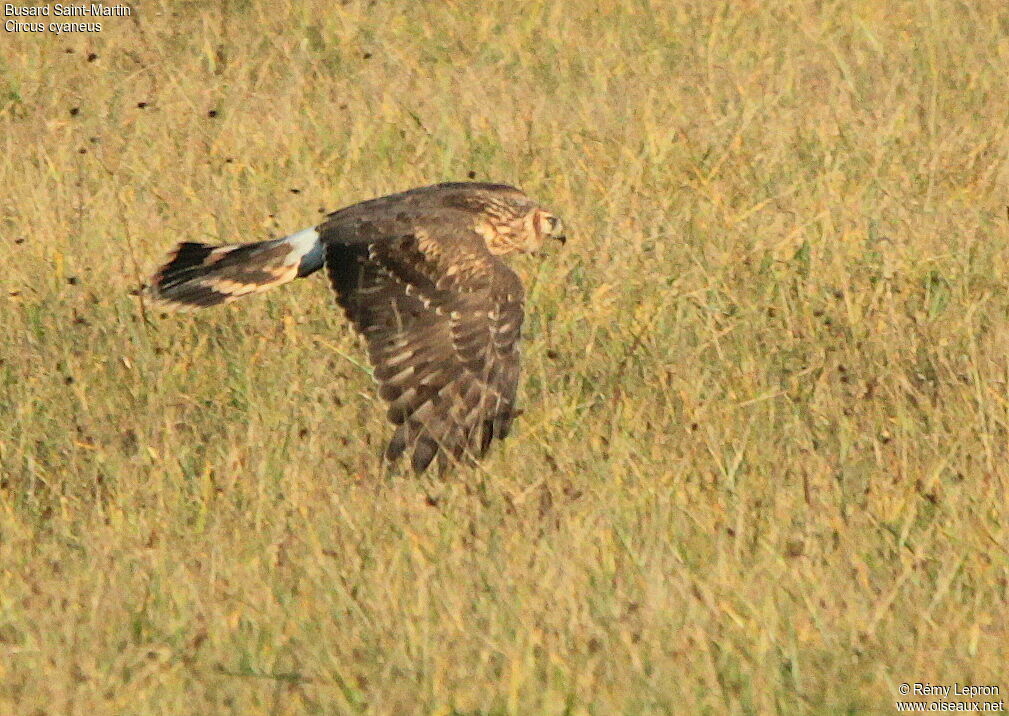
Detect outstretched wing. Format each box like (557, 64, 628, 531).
(326, 228, 524, 474)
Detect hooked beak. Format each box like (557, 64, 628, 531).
(547, 215, 567, 245)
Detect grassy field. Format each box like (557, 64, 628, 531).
(2, 0, 1009, 712)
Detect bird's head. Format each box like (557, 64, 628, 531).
(482, 205, 567, 256)
(532, 209, 567, 250)
(446, 183, 566, 256)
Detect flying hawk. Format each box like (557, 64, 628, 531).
(149, 182, 566, 473)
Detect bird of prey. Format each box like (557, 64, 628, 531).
(149, 182, 566, 473)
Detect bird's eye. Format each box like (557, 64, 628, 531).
(539, 213, 556, 233)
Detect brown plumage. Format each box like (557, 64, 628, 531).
(148, 182, 566, 473)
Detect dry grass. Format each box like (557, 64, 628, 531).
(3, 0, 1009, 713)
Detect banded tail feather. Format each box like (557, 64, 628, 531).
(149, 226, 325, 310)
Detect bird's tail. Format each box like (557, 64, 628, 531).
(148, 226, 325, 310)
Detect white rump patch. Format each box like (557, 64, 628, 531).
(284, 226, 320, 253)
(278, 226, 320, 264)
